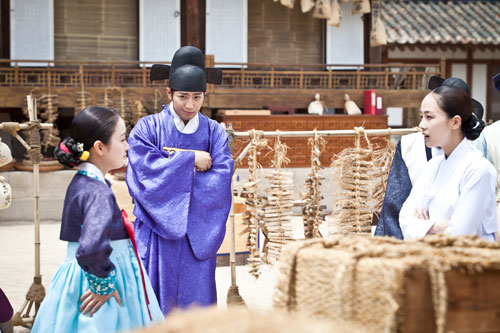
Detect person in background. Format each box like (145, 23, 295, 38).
(472, 73, 500, 233)
(375, 76, 484, 238)
(399, 86, 496, 240)
(126, 46, 233, 315)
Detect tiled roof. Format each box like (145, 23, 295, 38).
(381, 0, 500, 45)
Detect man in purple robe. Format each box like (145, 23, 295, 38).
(126, 46, 233, 315)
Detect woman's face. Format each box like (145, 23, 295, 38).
(419, 93, 456, 149)
(103, 117, 129, 171)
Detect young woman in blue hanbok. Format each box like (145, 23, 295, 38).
(32, 107, 163, 333)
(399, 86, 498, 241)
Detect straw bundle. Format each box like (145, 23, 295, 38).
(330, 127, 374, 234)
(37, 94, 60, 152)
(371, 133, 396, 215)
(301, 130, 327, 239)
(145, 89, 166, 115)
(99, 88, 132, 128)
(22, 88, 60, 155)
(241, 130, 268, 278)
(261, 132, 294, 264)
(75, 91, 92, 113)
(132, 99, 148, 125)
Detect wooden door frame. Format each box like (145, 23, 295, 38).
(0, 0, 10, 60)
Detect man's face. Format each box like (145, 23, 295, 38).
(167, 88, 204, 124)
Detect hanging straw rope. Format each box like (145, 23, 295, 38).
(241, 130, 268, 278)
(330, 126, 374, 234)
(302, 129, 326, 238)
(261, 131, 294, 264)
(75, 66, 91, 114)
(371, 129, 396, 215)
(38, 72, 60, 153)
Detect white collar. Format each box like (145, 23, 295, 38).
(78, 162, 106, 183)
(169, 102, 199, 134)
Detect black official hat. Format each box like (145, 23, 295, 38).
(428, 75, 484, 119)
(149, 46, 222, 92)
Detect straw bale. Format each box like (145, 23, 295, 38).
(274, 234, 500, 333)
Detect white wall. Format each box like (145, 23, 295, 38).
(326, 1, 364, 67)
(139, 0, 181, 65)
(451, 63, 467, 82)
(472, 64, 487, 120)
(10, 0, 54, 66)
(206, 0, 247, 65)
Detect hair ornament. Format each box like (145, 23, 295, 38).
(471, 113, 480, 130)
(59, 141, 70, 154)
(80, 151, 90, 161)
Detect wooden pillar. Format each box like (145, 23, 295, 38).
(466, 46, 473, 89)
(0, 0, 10, 60)
(181, 0, 205, 52)
(365, 1, 383, 65)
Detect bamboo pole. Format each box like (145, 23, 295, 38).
(27, 96, 43, 315)
(233, 127, 419, 138)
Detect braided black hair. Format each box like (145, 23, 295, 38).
(54, 106, 119, 167)
(54, 137, 82, 168)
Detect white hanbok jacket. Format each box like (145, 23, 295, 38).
(400, 138, 498, 241)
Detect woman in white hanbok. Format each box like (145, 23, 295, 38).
(399, 86, 498, 241)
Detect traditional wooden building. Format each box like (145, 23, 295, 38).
(380, 0, 500, 122)
(0, 0, 497, 164)
(0, 0, 437, 117)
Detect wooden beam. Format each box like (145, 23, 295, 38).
(0, 87, 428, 110)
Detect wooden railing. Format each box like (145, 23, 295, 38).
(0, 59, 442, 90)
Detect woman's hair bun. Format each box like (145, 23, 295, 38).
(54, 137, 83, 168)
(463, 113, 485, 141)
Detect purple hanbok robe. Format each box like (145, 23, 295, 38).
(126, 105, 233, 315)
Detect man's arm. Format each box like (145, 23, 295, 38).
(126, 117, 195, 239)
